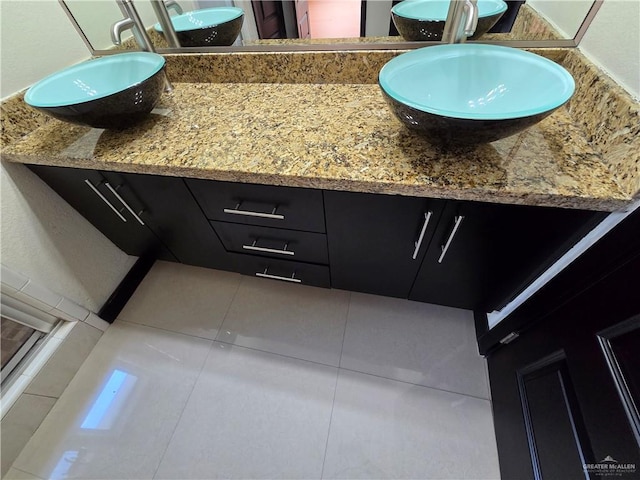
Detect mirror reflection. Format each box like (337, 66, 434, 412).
(61, 0, 596, 52)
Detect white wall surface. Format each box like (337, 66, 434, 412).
(528, 0, 594, 37)
(1, 1, 136, 311)
(0, 0, 89, 99)
(579, 0, 640, 99)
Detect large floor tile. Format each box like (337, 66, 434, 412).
(216, 277, 350, 366)
(154, 342, 337, 479)
(12, 322, 212, 480)
(322, 370, 500, 480)
(117, 261, 241, 339)
(340, 293, 489, 398)
(1, 394, 56, 477)
(25, 322, 102, 398)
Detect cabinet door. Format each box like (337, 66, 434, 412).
(103, 172, 233, 271)
(28, 165, 170, 258)
(410, 201, 604, 311)
(324, 191, 445, 298)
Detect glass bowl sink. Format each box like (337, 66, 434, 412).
(25, 52, 166, 130)
(378, 44, 575, 145)
(155, 7, 244, 47)
(391, 0, 507, 41)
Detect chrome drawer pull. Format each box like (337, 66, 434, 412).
(412, 211, 433, 260)
(104, 182, 146, 225)
(438, 215, 464, 264)
(223, 202, 285, 220)
(84, 179, 127, 223)
(256, 267, 302, 283)
(243, 239, 295, 256)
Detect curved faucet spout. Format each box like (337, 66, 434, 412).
(463, 0, 479, 37)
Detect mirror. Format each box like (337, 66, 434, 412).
(59, 0, 599, 54)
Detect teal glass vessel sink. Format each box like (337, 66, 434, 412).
(25, 52, 166, 130)
(155, 7, 244, 46)
(379, 44, 575, 144)
(391, 0, 507, 41)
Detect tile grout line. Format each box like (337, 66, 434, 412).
(337, 366, 493, 403)
(213, 274, 245, 343)
(320, 365, 342, 480)
(320, 292, 352, 479)
(150, 339, 216, 480)
(118, 314, 492, 401)
(9, 465, 44, 480)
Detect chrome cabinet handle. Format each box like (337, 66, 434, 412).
(243, 239, 295, 256)
(223, 202, 285, 220)
(256, 267, 302, 283)
(412, 211, 433, 260)
(104, 182, 145, 225)
(84, 179, 127, 223)
(438, 215, 464, 264)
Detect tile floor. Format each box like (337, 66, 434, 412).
(7, 261, 500, 480)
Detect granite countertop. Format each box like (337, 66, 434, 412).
(3, 81, 631, 212)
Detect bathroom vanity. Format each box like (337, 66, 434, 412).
(3, 49, 637, 316)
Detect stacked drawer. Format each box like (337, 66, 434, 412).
(186, 179, 330, 287)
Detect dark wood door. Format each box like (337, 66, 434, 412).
(488, 245, 640, 479)
(102, 172, 233, 271)
(252, 0, 287, 39)
(409, 201, 603, 311)
(28, 165, 171, 259)
(324, 190, 445, 298)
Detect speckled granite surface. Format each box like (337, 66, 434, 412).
(563, 49, 640, 199)
(3, 45, 638, 213)
(2, 82, 629, 211)
(164, 48, 567, 85)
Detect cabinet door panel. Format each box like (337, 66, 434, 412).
(410, 201, 603, 311)
(104, 172, 233, 271)
(28, 165, 169, 258)
(324, 191, 445, 298)
(186, 179, 326, 233)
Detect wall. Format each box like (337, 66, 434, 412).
(579, 0, 640, 99)
(1, 0, 136, 312)
(529, 0, 639, 99)
(528, 0, 594, 37)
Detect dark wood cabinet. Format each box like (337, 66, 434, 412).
(324, 190, 445, 298)
(28, 165, 231, 270)
(101, 172, 232, 271)
(409, 201, 603, 311)
(28, 165, 174, 260)
(30, 165, 604, 312)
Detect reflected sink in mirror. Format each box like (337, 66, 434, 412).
(155, 7, 244, 47)
(378, 44, 575, 145)
(25, 52, 167, 130)
(391, 0, 507, 41)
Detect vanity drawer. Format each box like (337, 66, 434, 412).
(186, 179, 325, 233)
(213, 221, 329, 265)
(235, 254, 330, 288)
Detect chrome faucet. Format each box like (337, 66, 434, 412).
(442, 0, 479, 43)
(111, 0, 155, 50)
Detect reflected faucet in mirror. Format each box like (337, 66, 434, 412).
(58, 0, 602, 54)
(443, 0, 478, 43)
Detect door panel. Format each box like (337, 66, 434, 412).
(489, 248, 640, 480)
(324, 191, 444, 298)
(410, 201, 603, 312)
(28, 165, 169, 258)
(105, 172, 233, 271)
